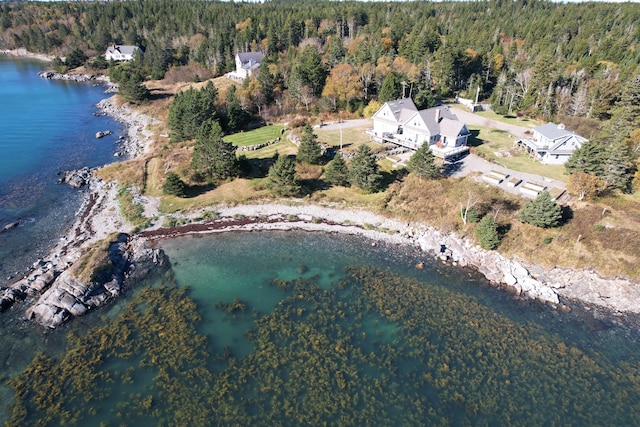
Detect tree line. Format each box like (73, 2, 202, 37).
(1, 0, 639, 126)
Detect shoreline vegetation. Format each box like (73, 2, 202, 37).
(1, 56, 639, 331)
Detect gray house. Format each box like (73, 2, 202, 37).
(516, 123, 587, 165)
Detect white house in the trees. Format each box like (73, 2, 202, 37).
(370, 98, 471, 159)
(515, 123, 587, 165)
(105, 45, 143, 62)
(232, 52, 264, 79)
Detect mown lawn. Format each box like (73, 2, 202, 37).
(450, 104, 542, 129)
(224, 125, 285, 146)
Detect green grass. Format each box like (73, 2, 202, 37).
(224, 125, 285, 147)
(469, 125, 568, 182)
(315, 125, 373, 150)
(450, 104, 542, 128)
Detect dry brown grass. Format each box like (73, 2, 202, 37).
(159, 178, 270, 213)
(382, 175, 640, 279)
(104, 76, 640, 281)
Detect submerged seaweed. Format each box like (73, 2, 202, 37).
(6, 267, 640, 426)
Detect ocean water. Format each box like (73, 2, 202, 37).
(3, 231, 640, 426)
(0, 55, 123, 279)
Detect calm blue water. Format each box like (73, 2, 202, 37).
(0, 55, 122, 279)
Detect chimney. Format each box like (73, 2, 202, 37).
(435, 109, 441, 122)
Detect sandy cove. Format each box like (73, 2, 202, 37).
(2, 94, 640, 330)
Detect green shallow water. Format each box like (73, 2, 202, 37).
(3, 231, 640, 426)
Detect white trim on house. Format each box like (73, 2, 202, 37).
(370, 98, 471, 159)
(515, 122, 587, 165)
(228, 52, 264, 80)
(105, 45, 142, 62)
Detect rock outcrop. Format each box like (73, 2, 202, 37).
(38, 71, 95, 82)
(95, 130, 112, 139)
(58, 167, 93, 188)
(414, 228, 560, 304)
(23, 235, 168, 328)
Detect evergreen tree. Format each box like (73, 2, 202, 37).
(413, 87, 437, 110)
(605, 73, 640, 141)
(603, 139, 636, 192)
(407, 143, 440, 179)
(65, 47, 87, 69)
(162, 172, 187, 197)
(267, 154, 301, 196)
(191, 119, 238, 183)
(565, 140, 606, 177)
(379, 72, 402, 103)
(518, 191, 563, 228)
(324, 154, 349, 187)
(475, 215, 500, 250)
(297, 124, 322, 164)
(120, 72, 150, 104)
(348, 145, 383, 193)
(168, 82, 218, 142)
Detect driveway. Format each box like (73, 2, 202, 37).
(446, 153, 566, 198)
(450, 107, 533, 139)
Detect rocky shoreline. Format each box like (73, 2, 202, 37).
(0, 76, 638, 330)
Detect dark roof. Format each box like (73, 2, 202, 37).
(237, 52, 264, 64)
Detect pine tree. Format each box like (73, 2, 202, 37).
(162, 172, 187, 197)
(324, 154, 350, 187)
(407, 143, 440, 179)
(348, 145, 383, 193)
(191, 120, 238, 183)
(297, 124, 322, 164)
(565, 140, 606, 177)
(267, 154, 301, 196)
(475, 215, 500, 250)
(518, 191, 563, 228)
(603, 139, 636, 192)
(379, 72, 402, 103)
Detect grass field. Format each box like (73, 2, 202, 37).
(224, 125, 285, 146)
(450, 104, 542, 128)
(315, 125, 374, 150)
(469, 125, 568, 182)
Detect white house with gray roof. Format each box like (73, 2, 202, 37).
(232, 52, 264, 79)
(370, 98, 471, 159)
(105, 45, 143, 62)
(515, 123, 587, 165)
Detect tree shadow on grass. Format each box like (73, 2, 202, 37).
(561, 205, 574, 225)
(238, 157, 275, 179)
(467, 129, 483, 147)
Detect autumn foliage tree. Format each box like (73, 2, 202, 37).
(322, 63, 361, 111)
(567, 171, 607, 200)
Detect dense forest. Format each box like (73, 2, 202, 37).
(1, 0, 639, 138)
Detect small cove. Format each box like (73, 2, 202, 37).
(3, 231, 640, 426)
